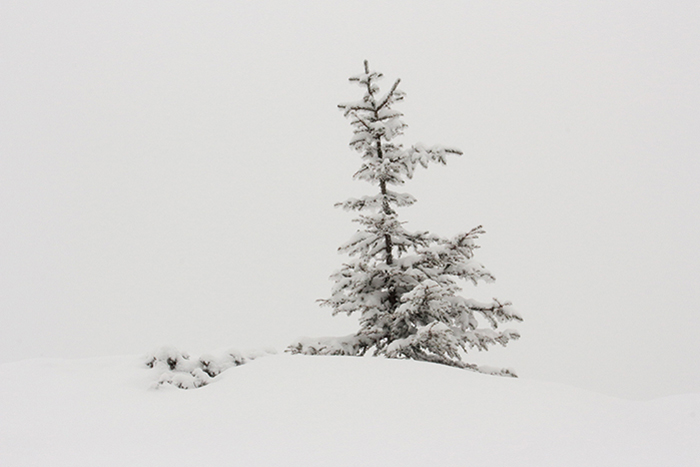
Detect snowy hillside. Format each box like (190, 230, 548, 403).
(0, 354, 697, 467)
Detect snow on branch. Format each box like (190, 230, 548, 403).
(409, 143, 463, 168)
(335, 191, 417, 212)
(288, 334, 372, 357)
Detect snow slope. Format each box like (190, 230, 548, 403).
(0, 354, 697, 467)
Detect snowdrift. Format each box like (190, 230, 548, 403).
(0, 354, 697, 467)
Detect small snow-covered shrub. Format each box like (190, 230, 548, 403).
(156, 367, 212, 390)
(144, 346, 192, 372)
(145, 346, 275, 390)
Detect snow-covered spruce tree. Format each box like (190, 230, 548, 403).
(289, 61, 522, 376)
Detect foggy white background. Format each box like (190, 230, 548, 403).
(1, 0, 698, 400)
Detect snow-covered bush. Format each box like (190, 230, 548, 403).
(289, 61, 522, 375)
(144, 346, 273, 389)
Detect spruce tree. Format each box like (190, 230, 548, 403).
(291, 61, 522, 376)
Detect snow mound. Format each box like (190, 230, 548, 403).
(0, 354, 698, 467)
(144, 346, 274, 389)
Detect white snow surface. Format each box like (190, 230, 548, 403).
(0, 354, 697, 467)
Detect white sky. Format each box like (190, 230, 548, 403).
(1, 0, 698, 400)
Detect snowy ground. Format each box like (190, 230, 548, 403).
(0, 354, 698, 467)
